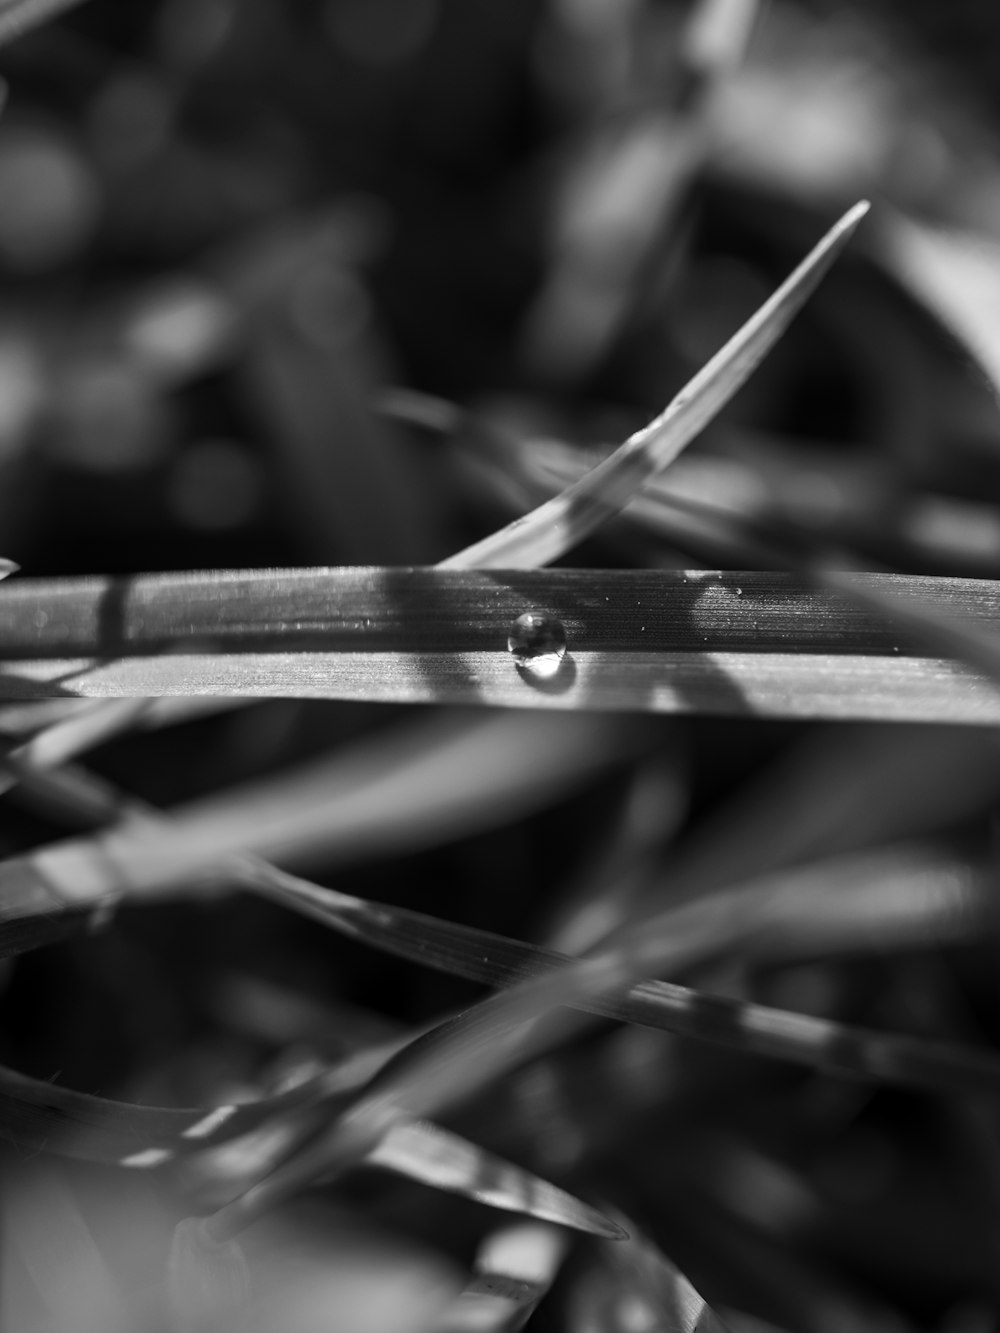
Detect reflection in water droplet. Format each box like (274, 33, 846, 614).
(508, 611, 567, 680)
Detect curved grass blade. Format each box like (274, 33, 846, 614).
(367, 1122, 621, 1239)
(247, 859, 1000, 1097)
(440, 202, 868, 570)
(200, 839, 999, 1243)
(1, 729, 996, 1102)
(584, 1214, 733, 1333)
(0, 1058, 622, 1237)
(278, 831, 994, 1196)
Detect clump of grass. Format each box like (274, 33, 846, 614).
(5, 2, 1000, 1331)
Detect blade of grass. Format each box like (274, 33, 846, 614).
(0, 0, 89, 45)
(521, 0, 760, 383)
(366, 1123, 619, 1239)
(591, 1214, 734, 1333)
(6, 566, 1000, 721)
(0, 698, 153, 799)
(11, 736, 1000, 1116)
(875, 209, 1000, 403)
(201, 834, 999, 1242)
(0, 1055, 621, 1237)
(2, 749, 996, 1100)
(0, 564, 943, 658)
(0, 707, 643, 920)
(3, 705, 997, 1121)
(437, 1223, 568, 1332)
(1, 721, 996, 1100)
(246, 856, 1000, 1096)
(441, 201, 867, 569)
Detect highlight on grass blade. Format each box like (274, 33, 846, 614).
(441, 201, 868, 570)
(438, 1223, 569, 1332)
(367, 1120, 625, 1240)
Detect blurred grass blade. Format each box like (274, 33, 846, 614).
(0, 1058, 329, 1164)
(219, 851, 992, 1207)
(0, 0, 87, 45)
(520, 0, 760, 383)
(367, 1121, 623, 1238)
(0, 558, 18, 579)
(877, 211, 1000, 402)
(0, 1053, 620, 1239)
(240, 269, 440, 563)
(438, 1223, 568, 1332)
(250, 860, 1000, 1096)
(591, 1215, 733, 1333)
(0, 710, 643, 910)
(683, 0, 760, 85)
(0, 699, 152, 801)
(441, 202, 867, 569)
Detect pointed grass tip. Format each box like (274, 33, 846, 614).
(838, 199, 871, 235)
(0, 559, 19, 581)
(594, 1211, 630, 1242)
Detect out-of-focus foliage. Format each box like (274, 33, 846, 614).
(6, 3, 1000, 1332)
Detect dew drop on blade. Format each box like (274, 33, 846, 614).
(508, 611, 567, 680)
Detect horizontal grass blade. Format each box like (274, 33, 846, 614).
(4, 566, 1000, 720)
(440, 202, 868, 569)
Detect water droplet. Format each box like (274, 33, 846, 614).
(735, 586, 744, 597)
(507, 611, 567, 680)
